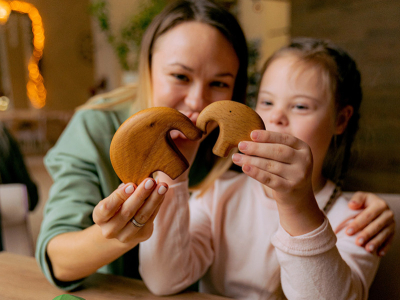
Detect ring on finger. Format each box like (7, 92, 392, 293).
(131, 217, 145, 228)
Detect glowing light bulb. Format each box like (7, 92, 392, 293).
(0, 0, 11, 24)
(0, 96, 10, 111)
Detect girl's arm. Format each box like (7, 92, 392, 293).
(232, 130, 325, 236)
(47, 179, 166, 282)
(272, 213, 379, 300)
(232, 130, 379, 298)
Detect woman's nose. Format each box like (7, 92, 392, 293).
(184, 84, 208, 112)
(269, 108, 289, 126)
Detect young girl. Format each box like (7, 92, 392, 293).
(139, 38, 381, 299)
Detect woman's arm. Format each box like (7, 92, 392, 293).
(35, 108, 160, 289)
(345, 192, 395, 256)
(47, 179, 166, 282)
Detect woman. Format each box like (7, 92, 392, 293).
(36, 0, 394, 291)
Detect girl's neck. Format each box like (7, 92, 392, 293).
(262, 176, 328, 198)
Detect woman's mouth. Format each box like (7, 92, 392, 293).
(169, 111, 199, 140)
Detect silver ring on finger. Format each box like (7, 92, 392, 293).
(131, 216, 145, 228)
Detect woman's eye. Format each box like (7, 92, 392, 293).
(210, 81, 229, 88)
(172, 74, 189, 82)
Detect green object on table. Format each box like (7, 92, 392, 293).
(52, 295, 86, 300)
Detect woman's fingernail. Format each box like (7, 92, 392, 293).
(158, 185, 167, 195)
(243, 165, 251, 172)
(251, 131, 259, 140)
(145, 179, 155, 190)
(346, 228, 354, 235)
(367, 244, 375, 252)
(379, 250, 385, 256)
(238, 142, 247, 151)
(357, 237, 365, 245)
(232, 153, 242, 163)
(124, 184, 134, 194)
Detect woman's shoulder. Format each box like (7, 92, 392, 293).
(74, 100, 132, 127)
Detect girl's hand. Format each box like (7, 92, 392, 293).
(93, 178, 168, 245)
(345, 192, 395, 256)
(232, 130, 324, 236)
(233, 130, 314, 204)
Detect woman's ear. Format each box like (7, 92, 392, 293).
(335, 105, 354, 135)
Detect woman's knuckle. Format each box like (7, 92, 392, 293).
(119, 235, 129, 244)
(135, 212, 148, 223)
(119, 209, 132, 220)
(102, 228, 115, 239)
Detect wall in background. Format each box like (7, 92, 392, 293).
(291, 0, 400, 193)
(90, 0, 141, 92)
(238, 0, 290, 69)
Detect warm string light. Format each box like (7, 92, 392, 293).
(0, 1, 11, 24)
(2, 1, 46, 109)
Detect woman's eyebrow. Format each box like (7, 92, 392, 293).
(215, 72, 235, 78)
(168, 63, 235, 78)
(169, 63, 193, 72)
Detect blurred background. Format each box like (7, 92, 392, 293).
(0, 0, 399, 249)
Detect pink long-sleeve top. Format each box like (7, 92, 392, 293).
(139, 172, 379, 299)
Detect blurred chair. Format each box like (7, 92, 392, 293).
(0, 183, 34, 256)
(343, 192, 400, 300)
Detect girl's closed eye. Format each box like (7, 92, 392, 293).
(259, 99, 274, 107)
(293, 103, 309, 111)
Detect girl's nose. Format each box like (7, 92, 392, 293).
(184, 84, 208, 112)
(269, 108, 289, 126)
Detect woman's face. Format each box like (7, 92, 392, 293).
(151, 21, 239, 124)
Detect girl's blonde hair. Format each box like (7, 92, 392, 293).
(79, 0, 249, 193)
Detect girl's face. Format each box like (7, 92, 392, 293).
(151, 21, 239, 124)
(256, 55, 346, 188)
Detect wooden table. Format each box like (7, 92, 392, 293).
(0, 252, 230, 300)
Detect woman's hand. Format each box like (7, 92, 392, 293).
(93, 178, 168, 245)
(345, 192, 395, 256)
(232, 130, 325, 236)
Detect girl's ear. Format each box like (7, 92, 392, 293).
(335, 105, 354, 135)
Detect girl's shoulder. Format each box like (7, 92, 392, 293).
(211, 171, 263, 198)
(325, 191, 360, 232)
